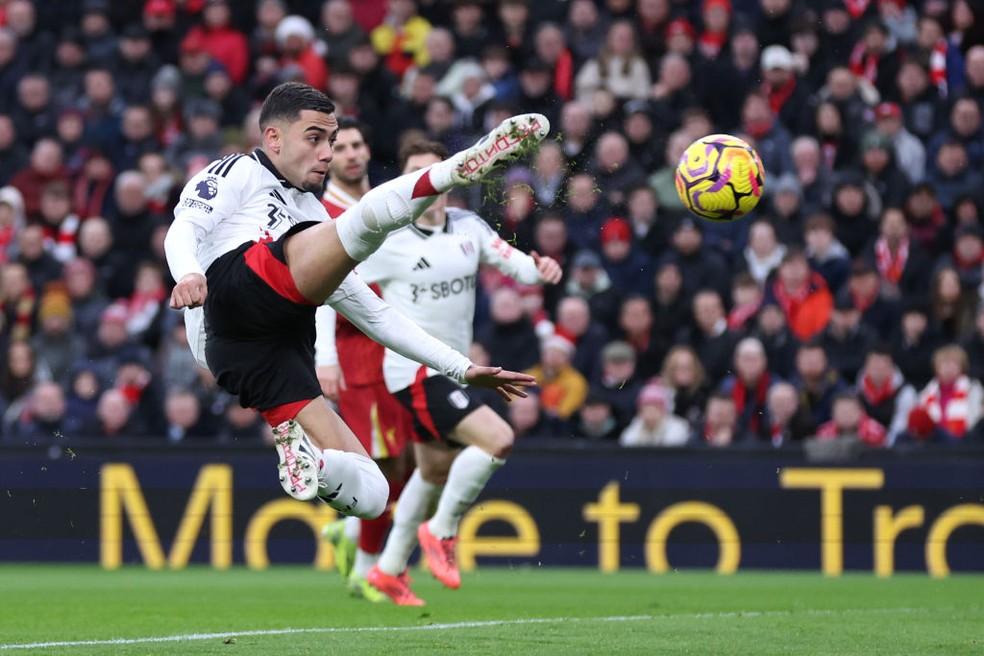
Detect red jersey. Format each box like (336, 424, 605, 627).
(322, 182, 385, 387)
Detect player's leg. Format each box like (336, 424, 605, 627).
(283, 114, 550, 303)
(417, 406, 511, 589)
(272, 398, 389, 518)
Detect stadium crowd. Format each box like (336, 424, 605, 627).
(1, 0, 984, 448)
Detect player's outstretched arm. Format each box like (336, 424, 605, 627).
(464, 365, 536, 402)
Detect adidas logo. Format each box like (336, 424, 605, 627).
(412, 257, 432, 271)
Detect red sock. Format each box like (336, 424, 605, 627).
(358, 471, 407, 553)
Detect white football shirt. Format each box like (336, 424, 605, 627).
(358, 207, 542, 392)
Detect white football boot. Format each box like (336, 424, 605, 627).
(273, 420, 320, 501)
(450, 113, 550, 185)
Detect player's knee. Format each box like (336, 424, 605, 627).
(356, 462, 390, 519)
(419, 460, 449, 486)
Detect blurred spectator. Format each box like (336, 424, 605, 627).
(565, 0, 605, 65)
(13, 73, 57, 147)
(619, 381, 689, 447)
(698, 392, 740, 447)
(761, 44, 811, 134)
(857, 345, 917, 446)
(17, 224, 63, 294)
(477, 286, 540, 372)
(508, 391, 544, 439)
(0, 116, 29, 187)
(860, 130, 910, 209)
(86, 302, 150, 389)
(63, 366, 101, 436)
(942, 225, 984, 293)
(830, 172, 880, 257)
(660, 345, 708, 426)
(666, 217, 729, 301)
(554, 296, 607, 382)
(753, 301, 798, 380)
(790, 136, 829, 214)
(1, 262, 35, 342)
(94, 388, 136, 438)
(873, 101, 926, 184)
(113, 25, 159, 106)
(591, 132, 645, 208)
(275, 15, 327, 91)
(565, 250, 621, 331)
(526, 332, 588, 425)
(794, 339, 844, 428)
(371, 0, 432, 79)
(10, 138, 70, 220)
(164, 389, 209, 442)
(864, 206, 931, 300)
(764, 249, 832, 342)
(563, 173, 606, 252)
(0, 340, 47, 406)
(742, 91, 793, 177)
(680, 289, 737, 384)
(804, 212, 849, 294)
(741, 219, 786, 286)
(719, 337, 775, 441)
(0, 186, 26, 265)
(573, 393, 618, 440)
(891, 298, 939, 390)
(31, 288, 85, 384)
(648, 53, 697, 133)
(822, 295, 876, 382)
(591, 340, 641, 429)
(930, 265, 978, 342)
(598, 217, 650, 296)
(38, 181, 80, 263)
(816, 391, 887, 448)
(617, 296, 660, 379)
(220, 403, 264, 442)
(574, 20, 649, 102)
(63, 258, 109, 337)
(12, 381, 69, 440)
(766, 381, 813, 446)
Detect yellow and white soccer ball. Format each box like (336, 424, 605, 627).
(674, 134, 765, 221)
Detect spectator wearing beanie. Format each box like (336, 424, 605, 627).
(761, 44, 811, 135)
(619, 381, 690, 447)
(31, 288, 85, 384)
(591, 340, 643, 431)
(599, 217, 651, 296)
(0, 185, 26, 265)
(873, 101, 925, 185)
(276, 15, 328, 91)
(565, 250, 621, 332)
(526, 331, 588, 424)
(860, 130, 911, 209)
(764, 248, 833, 342)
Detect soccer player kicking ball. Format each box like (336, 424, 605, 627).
(314, 119, 415, 601)
(164, 82, 549, 521)
(353, 141, 563, 605)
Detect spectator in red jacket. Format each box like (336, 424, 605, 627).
(183, 0, 249, 85)
(276, 15, 328, 91)
(764, 248, 833, 341)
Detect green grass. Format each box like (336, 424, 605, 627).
(0, 566, 981, 655)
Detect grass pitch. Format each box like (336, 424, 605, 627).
(0, 566, 980, 655)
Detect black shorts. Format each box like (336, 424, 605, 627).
(203, 222, 322, 412)
(393, 370, 482, 444)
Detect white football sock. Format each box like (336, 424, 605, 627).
(318, 450, 389, 520)
(427, 446, 505, 539)
(335, 162, 458, 261)
(377, 469, 441, 575)
(352, 548, 378, 580)
(343, 516, 360, 542)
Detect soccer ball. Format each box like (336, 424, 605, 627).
(675, 134, 765, 222)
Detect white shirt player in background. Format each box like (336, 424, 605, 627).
(163, 82, 549, 519)
(360, 141, 562, 606)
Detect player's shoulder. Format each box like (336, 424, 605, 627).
(446, 207, 494, 234)
(182, 153, 258, 197)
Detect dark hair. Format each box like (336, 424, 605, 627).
(258, 82, 335, 129)
(866, 343, 893, 359)
(398, 140, 449, 170)
(336, 117, 371, 146)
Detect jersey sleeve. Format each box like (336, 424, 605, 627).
(164, 159, 250, 280)
(325, 273, 473, 384)
(469, 213, 541, 284)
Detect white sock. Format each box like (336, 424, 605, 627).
(343, 516, 360, 542)
(427, 446, 505, 539)
(318, 450, 389, 520)
(335, 163, 458, 261)
(377, 469, 441, 575)
(352, 548, 378, 580)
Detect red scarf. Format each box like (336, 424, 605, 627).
(2, 287, 35, 342)
(930, 38, 948, 97)
(0, 224, 13, 264)
(764, 76, 797, 116)
(817, 414, 886, 447)
(850, 286, 878, 313)
(953, 246, 984, 271)
(874, 237, 909, 284)
(699, 31, 728, 59)
(727, 300, 761, 331)
(732, 373, 770, 434)
(849, 42, 879, 84)
(554, 49, 574, 101)
(861, 373, 895, 406)
(771, 274, 817, 319)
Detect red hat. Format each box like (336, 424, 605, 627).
(703, 0, 732, 12)
(101, 303, 129, 325)
(874, 102, 902, 121)
(543, 329, 576, 355)
(665, 18, 696, 40)
(144, 0, 176, 17)
(600, 217, 632, 244)
(181, 31, 206, 54)
(637, 382, 673, 409)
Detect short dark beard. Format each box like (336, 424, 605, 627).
(301, 180, 324, 194)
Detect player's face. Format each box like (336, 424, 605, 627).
(275, 110, 338, 193)
(327, 127, 370, 185)
(404, 152, 447, 218)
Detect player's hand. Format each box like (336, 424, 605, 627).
(318, 364, 345, 401)
(170, 273, 208, 309)
(465, 365, 536, 403)
(531, 251, 562, 285)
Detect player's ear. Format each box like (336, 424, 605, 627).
(263, 124, 282, 154)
